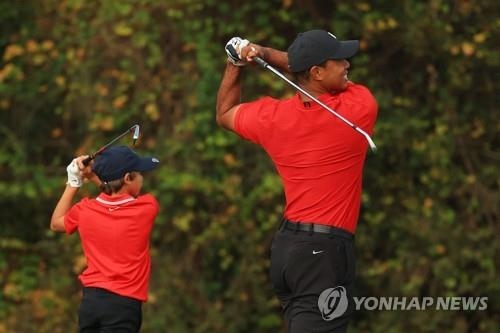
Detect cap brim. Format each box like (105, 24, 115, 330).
(332, 40, 359, 59)
(135, 157, 160, 172)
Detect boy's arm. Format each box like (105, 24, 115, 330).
(50, 185, 79, 232)
(50, 156, 91, 232)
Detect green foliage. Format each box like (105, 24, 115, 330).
(1, 0, 499, 332)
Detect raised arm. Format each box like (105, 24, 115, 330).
(216, 37, 289, 132)
(50, 155, 97, 232)
(50, 185, 78, 232)
(243, 44, 289, 73)
(216, 61, 242, 132)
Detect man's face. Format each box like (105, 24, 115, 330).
(317, 59, 350, 92)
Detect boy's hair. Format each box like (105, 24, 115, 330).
(99, 172, 138, 195)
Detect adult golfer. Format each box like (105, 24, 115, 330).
(50, 146, 160, 332)
(216, 30, 378, 332)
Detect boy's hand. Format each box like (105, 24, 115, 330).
(66, 159, 83, 188)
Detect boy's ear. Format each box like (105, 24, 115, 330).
(124, 173, 131, 182)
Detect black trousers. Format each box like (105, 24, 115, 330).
(270, 220, 356, 333)
(79, 287, 142, 333)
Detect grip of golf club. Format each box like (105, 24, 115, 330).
(253, 57, 268, 68)
(82, 155, 94, 166)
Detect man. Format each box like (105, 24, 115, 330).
(50, 146, 160, 332)
(216, 30, 378, 332)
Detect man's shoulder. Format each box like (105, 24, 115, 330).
(242, 95, 282, 109)
(238, 95, 293, 122)
(346, 82, 374, 95)
(344, 82, 377, 105)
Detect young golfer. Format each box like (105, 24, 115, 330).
(50, 145, 160, 332)
(217, 30, 378, 332)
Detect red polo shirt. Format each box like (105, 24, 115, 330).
(64, 193, 159, 301)
(235, 82, 377, 233)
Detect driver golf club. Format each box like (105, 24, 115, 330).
(82, 124, 140, 166)
(252, 56, 377, 152)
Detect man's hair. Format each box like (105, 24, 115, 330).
(99, 172, 138, 195)
(292, 60, 328, 84)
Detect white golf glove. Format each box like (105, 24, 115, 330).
(225, 37, 250, 66)
(66, 158, 83, 188)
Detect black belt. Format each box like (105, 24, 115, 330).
(281, 219, 354, 240)
(82, 287, 142, 304)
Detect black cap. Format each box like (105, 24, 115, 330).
(92, 145, 159, 182)
(287, 29, 359, 73)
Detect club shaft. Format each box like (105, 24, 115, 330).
(253, 57, 377, 152)
(82, 124, 140, 166)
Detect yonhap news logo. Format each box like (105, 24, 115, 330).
(353, 296, 488, 311)
(318, 286, 488, 321)
(318, 286, 349, 321)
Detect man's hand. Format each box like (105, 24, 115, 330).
(225, 37, 249, 66)
(66, 158, 83, 188)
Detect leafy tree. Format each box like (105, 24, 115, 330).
(0, 1, 498, 332)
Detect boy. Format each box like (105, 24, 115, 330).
(50, 145, 160, 332)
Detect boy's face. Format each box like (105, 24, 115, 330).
(126, 172, 143, 197)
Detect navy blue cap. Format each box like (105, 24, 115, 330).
(92, 145, 159, 182)
(287, 30, 359, 72)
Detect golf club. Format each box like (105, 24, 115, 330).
(252, 56, 377, 152)
(82, 124, 140, 166)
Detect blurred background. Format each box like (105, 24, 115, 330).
(0, 0, 498, 332)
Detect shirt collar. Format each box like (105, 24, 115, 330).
(96, 193, 136, 206)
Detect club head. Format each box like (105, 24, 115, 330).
(131, 124, 140, 145)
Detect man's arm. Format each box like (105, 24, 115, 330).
(243, 44, 289, 73)
(216, 62, 242, 132)
(216, 42, 289, 132)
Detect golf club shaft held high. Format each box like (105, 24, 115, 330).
(82, 124, 140, 166)
(252, 57, 377, 152)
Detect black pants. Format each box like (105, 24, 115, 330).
(79, 287, 142, 333)
(270, 220, 356, 333)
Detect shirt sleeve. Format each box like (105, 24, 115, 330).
(234, 96, 279, 145)
(64, 199, 86, 235)
(336, 83, 378, 135)
(138, 193, 160, 218)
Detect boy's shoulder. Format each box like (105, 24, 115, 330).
(136, 193, 160, 207)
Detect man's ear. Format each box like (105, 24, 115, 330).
(309, 65, 324, 80)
